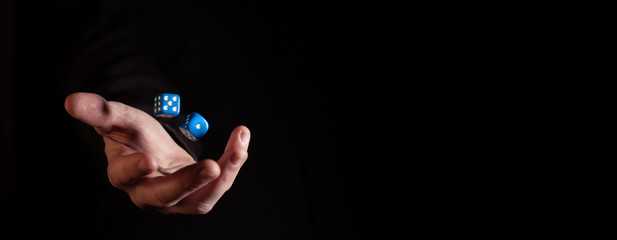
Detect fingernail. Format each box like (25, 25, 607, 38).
(240, 129, 249, 144)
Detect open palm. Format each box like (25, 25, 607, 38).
(65, 92, 250, 214)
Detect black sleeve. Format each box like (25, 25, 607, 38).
(62, 0, 202, 160)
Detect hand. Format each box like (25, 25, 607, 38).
(64, 92, 250, 214)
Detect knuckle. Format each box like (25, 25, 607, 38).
(231, 145, 248, 157)
(107, 168, 122, 189)
(128, 193, 149, 210)
(131, 199, 150, 210)
(151, 192, 174, 208)
(228, 150, 248, 167)
(194, 203, 214, 215)
(218, 175, 235, 192)
(235, 151, 248, 161)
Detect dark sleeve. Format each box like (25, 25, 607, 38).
(62, 0, 202, 160)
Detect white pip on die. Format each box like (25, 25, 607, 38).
(179, 112, 209, 141)
(154, 93, 180, 117)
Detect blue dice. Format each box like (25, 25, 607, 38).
(179, 112, 209, 141)
(154, 93, 180, 117)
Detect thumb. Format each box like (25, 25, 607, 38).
(65, 92, 116, 133)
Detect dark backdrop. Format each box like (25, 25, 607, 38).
(2, 0, 386, 239)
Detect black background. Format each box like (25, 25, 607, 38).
(1, 0, 391, 239)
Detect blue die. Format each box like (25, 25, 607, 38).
(179, 112, 209, 141)
(154, 93, 180, 117)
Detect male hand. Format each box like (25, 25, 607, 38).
(64, 92, 250, 214)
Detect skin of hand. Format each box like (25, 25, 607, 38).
(64, 92, 250, 214)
